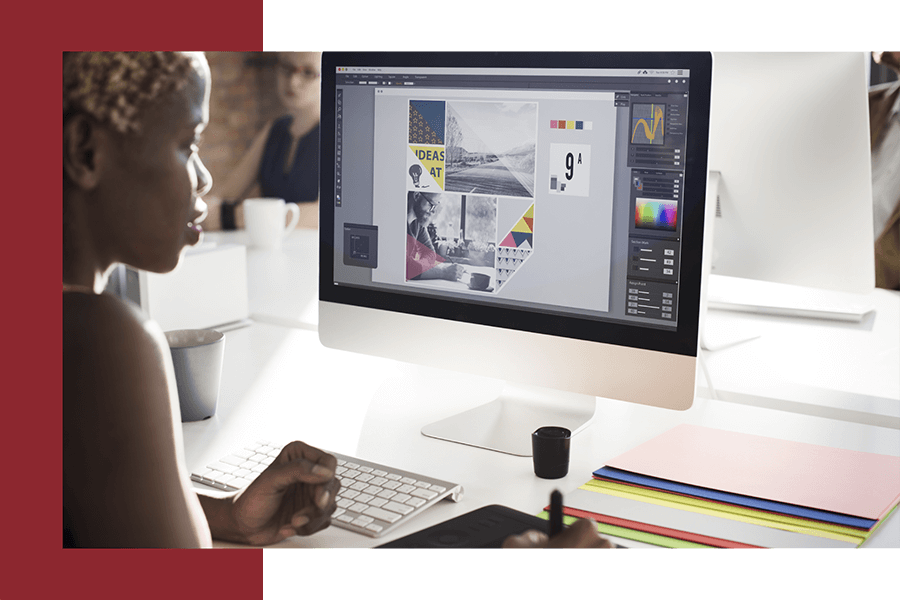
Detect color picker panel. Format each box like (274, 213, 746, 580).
(635, 198, 678, 231)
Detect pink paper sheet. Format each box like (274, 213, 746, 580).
(605, 424, 900, 520)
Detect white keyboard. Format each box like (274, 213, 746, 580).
(190, 442, 463, 538)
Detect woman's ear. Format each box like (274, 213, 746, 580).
(63, 114, 104, 190)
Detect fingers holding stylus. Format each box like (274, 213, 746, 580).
(502, 519, 613, 548)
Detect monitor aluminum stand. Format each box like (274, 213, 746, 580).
(421, 383, 596, 456)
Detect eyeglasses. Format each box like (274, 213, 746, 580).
(277, 63, 321, 80)
(423, 198, 440, 214)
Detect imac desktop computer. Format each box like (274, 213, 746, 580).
(705, 52, 875, 320)
(318, 52, 714, 456)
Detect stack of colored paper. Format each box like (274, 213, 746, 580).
(540, 424, 900, 548)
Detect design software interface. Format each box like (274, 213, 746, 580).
(331, 64, 693, 329)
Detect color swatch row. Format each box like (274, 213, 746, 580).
(550, 120, 592, 130)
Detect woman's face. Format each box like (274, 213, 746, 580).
(276, 52, 321, 117)
(93, 59, 212, 274)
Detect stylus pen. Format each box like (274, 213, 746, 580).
(549, 489, 563, 538)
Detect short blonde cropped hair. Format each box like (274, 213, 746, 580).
(63, 52, 199, 134)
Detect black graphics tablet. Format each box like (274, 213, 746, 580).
(376, 504, 550, 548)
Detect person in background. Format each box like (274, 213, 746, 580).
(206, 52, 321, 231)
(63, 51, 338, 547)
(870, 51, 900, 290)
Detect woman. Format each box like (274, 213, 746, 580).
(62, 52, 339, 548)
(62, 51, 609, 549)
(208, 51, 321, 231)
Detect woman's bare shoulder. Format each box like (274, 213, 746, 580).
(63, 292, 173, 434)
(63, 291, 153, 340)
(63, 293, 207, 547)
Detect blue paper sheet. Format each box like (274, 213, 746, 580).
(593, 466, 876, 530)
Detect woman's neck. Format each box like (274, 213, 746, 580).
(64, 192, 114, 294)
(63, 237, 112, 294)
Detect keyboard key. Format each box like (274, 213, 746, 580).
(205, 470, 225, 482)
(384, 501, 415, 515)
(405, 497, 427, 508)
(210, 462, 237, 473)
(400, 477, 416, 485)
(411, 488, 439, 500)
(362, 506, 402, 523)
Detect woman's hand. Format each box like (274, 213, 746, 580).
(210, 441, 340, 546)
(502, 518, 614, 549)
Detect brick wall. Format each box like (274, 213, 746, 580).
(203, 52, 283, 195)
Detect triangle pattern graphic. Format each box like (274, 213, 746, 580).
(496, 203, 536, 289)
(500, 204, 536, 248)
(512, 217, 532, 234)
(511, 231, 533, 247)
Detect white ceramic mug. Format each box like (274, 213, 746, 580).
(243, 198, 300, 249)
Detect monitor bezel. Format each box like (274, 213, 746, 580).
(319, 51, 712, 358)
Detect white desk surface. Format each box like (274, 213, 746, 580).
(192, 230, 900, 549)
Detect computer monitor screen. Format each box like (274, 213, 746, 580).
(707, 52, 874, 294)
(319, 52, 713, 455)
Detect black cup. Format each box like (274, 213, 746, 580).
(532, 426, 571, 479)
